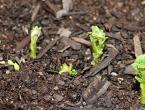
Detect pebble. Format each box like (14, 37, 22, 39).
(0, 61, 5, 64)
(31, 100, 38, 105)
(0, 56, 3, 60)
(54, 86, 59, 90)
(84, 49, 91, 61)
(118, 78, 124, 84)
(82, 101, 87, 106)
(85, 49, 91, 55)
(31, 90, 37, 94)
(6, 70, 10, 74)
(53, 94, 64, 102)
(110, 72, 118, 76)
(37, 72, 43, 76)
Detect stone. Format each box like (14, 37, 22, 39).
(53, 94, 64, 102)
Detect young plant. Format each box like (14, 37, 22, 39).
(87, 26, 107, 65)
(8, 60, 20, 71)
(59, 63, 77, 77)
(29, 26, 42, 59)
(132, 54, 145, 104)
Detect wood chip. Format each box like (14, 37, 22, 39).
(133, 34, 143, 57)
(31, 2, 41, 22)
(75, 23, 89, 31)
(43, 0, 58, 16)
(85, 44, 119, 77)
(116, 21, 145, 32)
(56, 0, 73, 18)
(57, 27, 71, 38)
(67, 38, 81, 50)
(83, 75, 110, 104)
(58, 37, 81, 51)
(16, 36, 30, 51)
(71, 37, 91, 47)
(107, 32, 124, 42)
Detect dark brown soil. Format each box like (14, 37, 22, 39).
(0, 0, 145, 110)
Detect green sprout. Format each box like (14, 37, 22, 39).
(87, 26, 107, 65)
(59, 63, 77, 77)
(132, 54, 145, 104)
(8, 60, 20, 71)
(29, 26, 42, 59)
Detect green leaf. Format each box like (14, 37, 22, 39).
(132, 54, 145, 71)
(69, 69, 77, 77)
(7, 60, 20, 71)
(14, 63, 20, 71)
(59, 63, 78, 77)
(132, 54, 145, 104)
(87, 26, 107, 65)
(59, 63, 72, 74)
(8, 60, 15, 65)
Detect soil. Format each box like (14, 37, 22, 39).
(0, 0, 145, 110)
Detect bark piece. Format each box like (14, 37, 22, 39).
(31, 2, 41, 22)
(71, 37, 91, 47)
(16, 36, 30, 51)
(133, 34, 143, 57)
(82, 75, 110, 104)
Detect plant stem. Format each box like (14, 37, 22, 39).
(140, 83, 145, 104)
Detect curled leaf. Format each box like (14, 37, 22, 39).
(87, 26, 107, 65)
(30, 26, 42, 59)
(8, 60, 20, 71)
(59, 63, 77, 77)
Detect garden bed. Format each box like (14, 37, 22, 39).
(0, 0, 145, 110)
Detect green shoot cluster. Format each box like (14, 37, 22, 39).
(29, 26, 42, 59)
(87, 26, 107, 65)
(59, 63, 77, 77)
(132, 54, 145, 104)
(8, 60, 20, 71)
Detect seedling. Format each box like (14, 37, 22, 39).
(59, 63, 77, 77)
(29, 26, 42, 59)
(132, 54, 145, 104)
(7, 60, 20, 71)
(87, 26, 107, 65)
